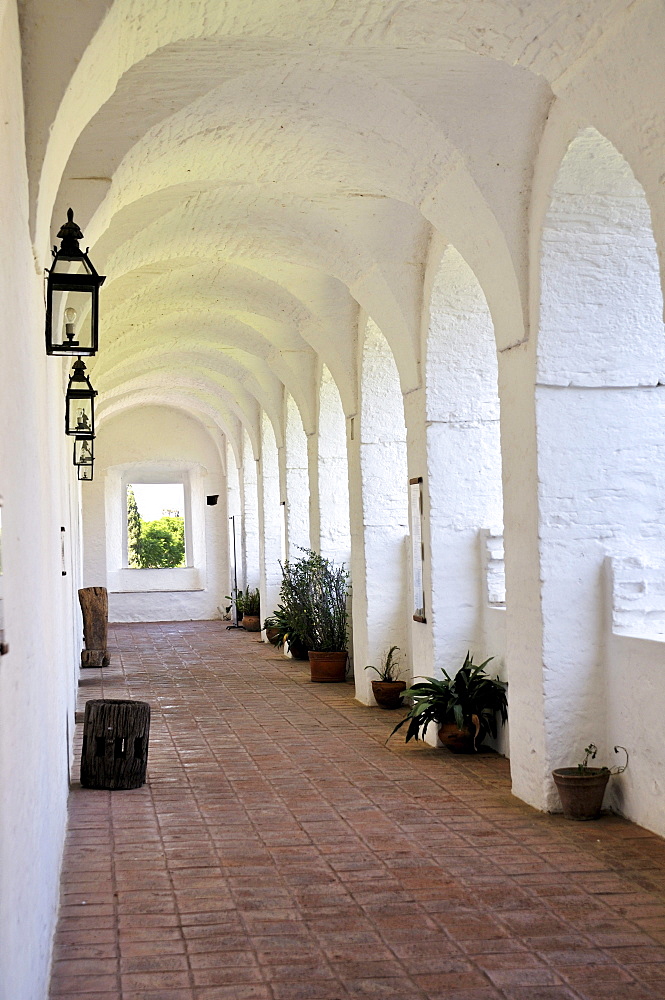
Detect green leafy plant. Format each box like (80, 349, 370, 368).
(365, 646, 402, 682)
(225, 588, 244, 617)
(243, 588, 260, 616)
(275, 548, 349, 653)
(389, 651, 507, 748)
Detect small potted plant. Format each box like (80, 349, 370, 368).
(389, 651, 507, 753)
(241, 588, 261, 631)
(365, 646, 406, 709)
(225, 588, 244, 623)
(552, 743, 628, 821)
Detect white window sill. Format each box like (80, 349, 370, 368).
(108, 567, 204, 593)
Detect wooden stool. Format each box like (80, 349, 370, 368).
(80, 699, 150, 789)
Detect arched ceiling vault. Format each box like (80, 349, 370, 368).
(22, 0, 637, 454)
(97, 391, 245, 467)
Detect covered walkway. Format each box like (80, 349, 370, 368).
(50, 623, 665, 1000)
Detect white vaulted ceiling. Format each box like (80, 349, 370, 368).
(18, 0, 637, 453)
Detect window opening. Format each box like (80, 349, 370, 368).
(126, 483, 186, 568)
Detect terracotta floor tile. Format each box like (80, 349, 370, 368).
(49, 622, 665, 1000)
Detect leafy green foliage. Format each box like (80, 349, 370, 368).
(389, 651, 507, 749)
(243, 587, 260, 616)
(226, 588, 244, 616)
(126, 486, 185, 569)
(127, 486, 142, 568)
(137, 516, 185, 568)
(273, 548, 349, 653)
(365, 645, 402, 681)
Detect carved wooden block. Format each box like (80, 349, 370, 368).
(80, 699, 150, 790)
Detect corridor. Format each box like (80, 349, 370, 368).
(50, 623, 665, 1000)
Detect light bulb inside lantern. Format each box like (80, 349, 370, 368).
(64, 307, 78, 343)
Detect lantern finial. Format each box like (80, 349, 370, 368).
(56, 209, 84, 257)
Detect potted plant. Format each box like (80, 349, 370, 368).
(242, 588, 261, 631)
(273, 555, 316, 659)
(294, 549, 349, 682)
(552, 743, 628, 821)
(365, 646, 406, 709)
(389, 651, 507, 753)
(225, 588, 244, 623)
(262, 613, 283, 646)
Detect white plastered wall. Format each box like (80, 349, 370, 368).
(0, 5, 81, 998)
(82, 405, 227, 621)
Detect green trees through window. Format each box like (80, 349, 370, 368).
(126, 484, 186, 568)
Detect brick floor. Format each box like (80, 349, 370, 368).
(49, 621, 665, 1000)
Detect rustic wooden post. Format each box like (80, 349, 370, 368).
(80, 699, 151, 789)
(78, 586, 110, 667)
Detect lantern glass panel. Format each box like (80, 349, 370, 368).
(47, 255, 101, 356)
(78, 464, 94, 481)
(67, 397, 94, 437)
(52, 289, 95, 353)
(74, 438, 94, 466)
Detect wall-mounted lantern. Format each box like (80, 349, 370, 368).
(78, 463, 94, 482)
(65, 358, 96, 438)
(45, 209, 105, 356)
(73, 437, 94, 467)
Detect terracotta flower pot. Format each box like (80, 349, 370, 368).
(242, 614, 261, 632)
(438, 722, 481, 754)
(371, 679, 406, 709)
(287, 636, 310, 660)
(308, 650, 348, 682)
(552, 768, 610, 821)
(265, 627, 281, 645)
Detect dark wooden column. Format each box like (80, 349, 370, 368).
(78, 586, 110, 667)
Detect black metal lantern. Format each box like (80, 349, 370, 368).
(78, 462, 94, 482)
(73, 436, 94, 467)
(65, 358, 96, 438)
(46, 208, 106, 356)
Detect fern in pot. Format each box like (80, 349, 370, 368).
(242, 588, 261, 632)
(390, 651, 507, 753)
(365, 646, 406, 709)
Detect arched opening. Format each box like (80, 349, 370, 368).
(317, 365, 351, 565)
(423, 245, 504, 725)
(537, 127, 665, 801)
(82, 404, 226, 622)
(240, 427, 260, 594)
(284, 393, 310, 558)
(258, 411, 282, 625)
(351, 318, 409, 704)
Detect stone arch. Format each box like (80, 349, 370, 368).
(317, 365, 351, 566)
(535, 126, 665, 802)
(258, 411, 282, 623)
(241, 427, 260, 594)
(284, 393, 310, 558)
(351, 317, 409, 704)
(422, 243, 504, 698)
